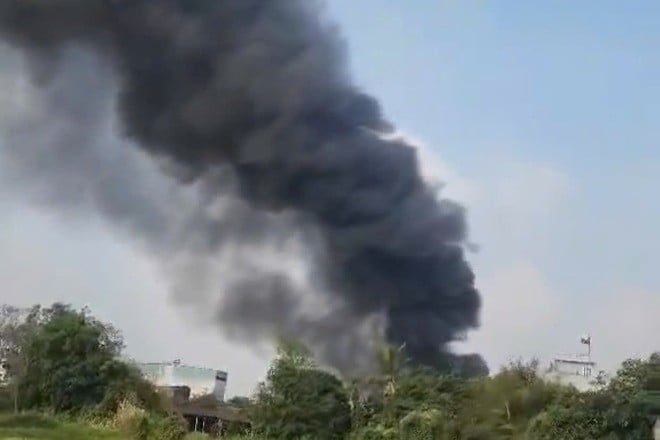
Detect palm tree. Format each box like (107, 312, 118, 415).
(374, 341, 410, 428)
(377, 342, 407, 399)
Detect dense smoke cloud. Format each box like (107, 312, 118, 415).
(0, 0, 486, 375)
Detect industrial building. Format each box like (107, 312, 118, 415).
(132, 359, 247, 435)
(135, 360, 228, 401)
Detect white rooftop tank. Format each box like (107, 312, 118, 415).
(137, 360, 228, 401)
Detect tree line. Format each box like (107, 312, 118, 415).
(0, 302, 658, 439)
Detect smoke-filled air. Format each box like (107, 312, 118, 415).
(0, 0, 486, 375)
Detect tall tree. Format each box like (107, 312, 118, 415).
(639, 353, 660, 437)
(251, 340, 351, 440)
(17, 304, 135, 413)
(0, 303, 67, 412)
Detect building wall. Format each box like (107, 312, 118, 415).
(545, 370, 594, 392)
(136, 362, 228, 401)
(543, 357, 597, 392)
(552, 361, 593, 377)
(0, 360, 7, 384)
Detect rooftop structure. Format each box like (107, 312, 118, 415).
(543, 335, 600, 391)
(545, 354, 597, 391)
(135, 360, 228, 401)
(129, 359, 246, 435)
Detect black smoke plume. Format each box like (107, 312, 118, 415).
(0, 0, 486, 375)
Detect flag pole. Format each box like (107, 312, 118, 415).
(580, 335, 592, 362)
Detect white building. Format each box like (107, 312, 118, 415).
(135, 360, 228, 401)
(543, 336, 600, 391)
(0, 359, 7, 384)
(544, 354, 598, 391)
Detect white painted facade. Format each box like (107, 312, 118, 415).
(136, 361, 228, 401)
(0, 359, 7, 384)
(543, 354, 598, 392)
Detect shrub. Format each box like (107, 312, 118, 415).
(0, 386, 14, 413)
(114, 399, 150, 440)
(148, 414, 187, 440)
(399, 409, 446, 440)
(350, 424, 397, 440)
(113, 399, 187, 440)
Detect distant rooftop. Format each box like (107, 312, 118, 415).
(139, 361, 227, 374)
(133, 360, 228, 401)
(553, 355, 596, 366)
(543, 344, 599, 392)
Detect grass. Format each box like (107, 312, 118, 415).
(0, 413, 124, 439)
(0, 413, 216, 440)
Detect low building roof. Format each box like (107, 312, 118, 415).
(175, 397, 249, 423)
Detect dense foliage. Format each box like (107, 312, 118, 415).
(0, 303, 184, 440)
(249, 344, 660, 440)
(251, 341, 352, 440)
(0, 302, 658, 439)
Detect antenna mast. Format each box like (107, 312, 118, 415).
(580, 334, 592, 361)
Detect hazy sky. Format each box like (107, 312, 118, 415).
(1, 1, 659, 397)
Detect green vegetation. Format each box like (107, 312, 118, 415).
(0, 303, 185, 440)
(0, 413, 122, 439)
(0, 302, 658, 439)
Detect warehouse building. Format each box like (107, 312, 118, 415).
(135, 359, 228, 401)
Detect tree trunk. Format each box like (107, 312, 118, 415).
(654, 417, 660, 440)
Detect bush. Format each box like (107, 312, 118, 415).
(113, 399, 186, 440)
(0, 386, 14, 413)
(149, 414, 187, 440)
(98, 366, 168, 416)
(114, 399, 150, 440)
(224, 419, 251, 436)
(349, 424, 397, 440)
(399, 409, 446, 440)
